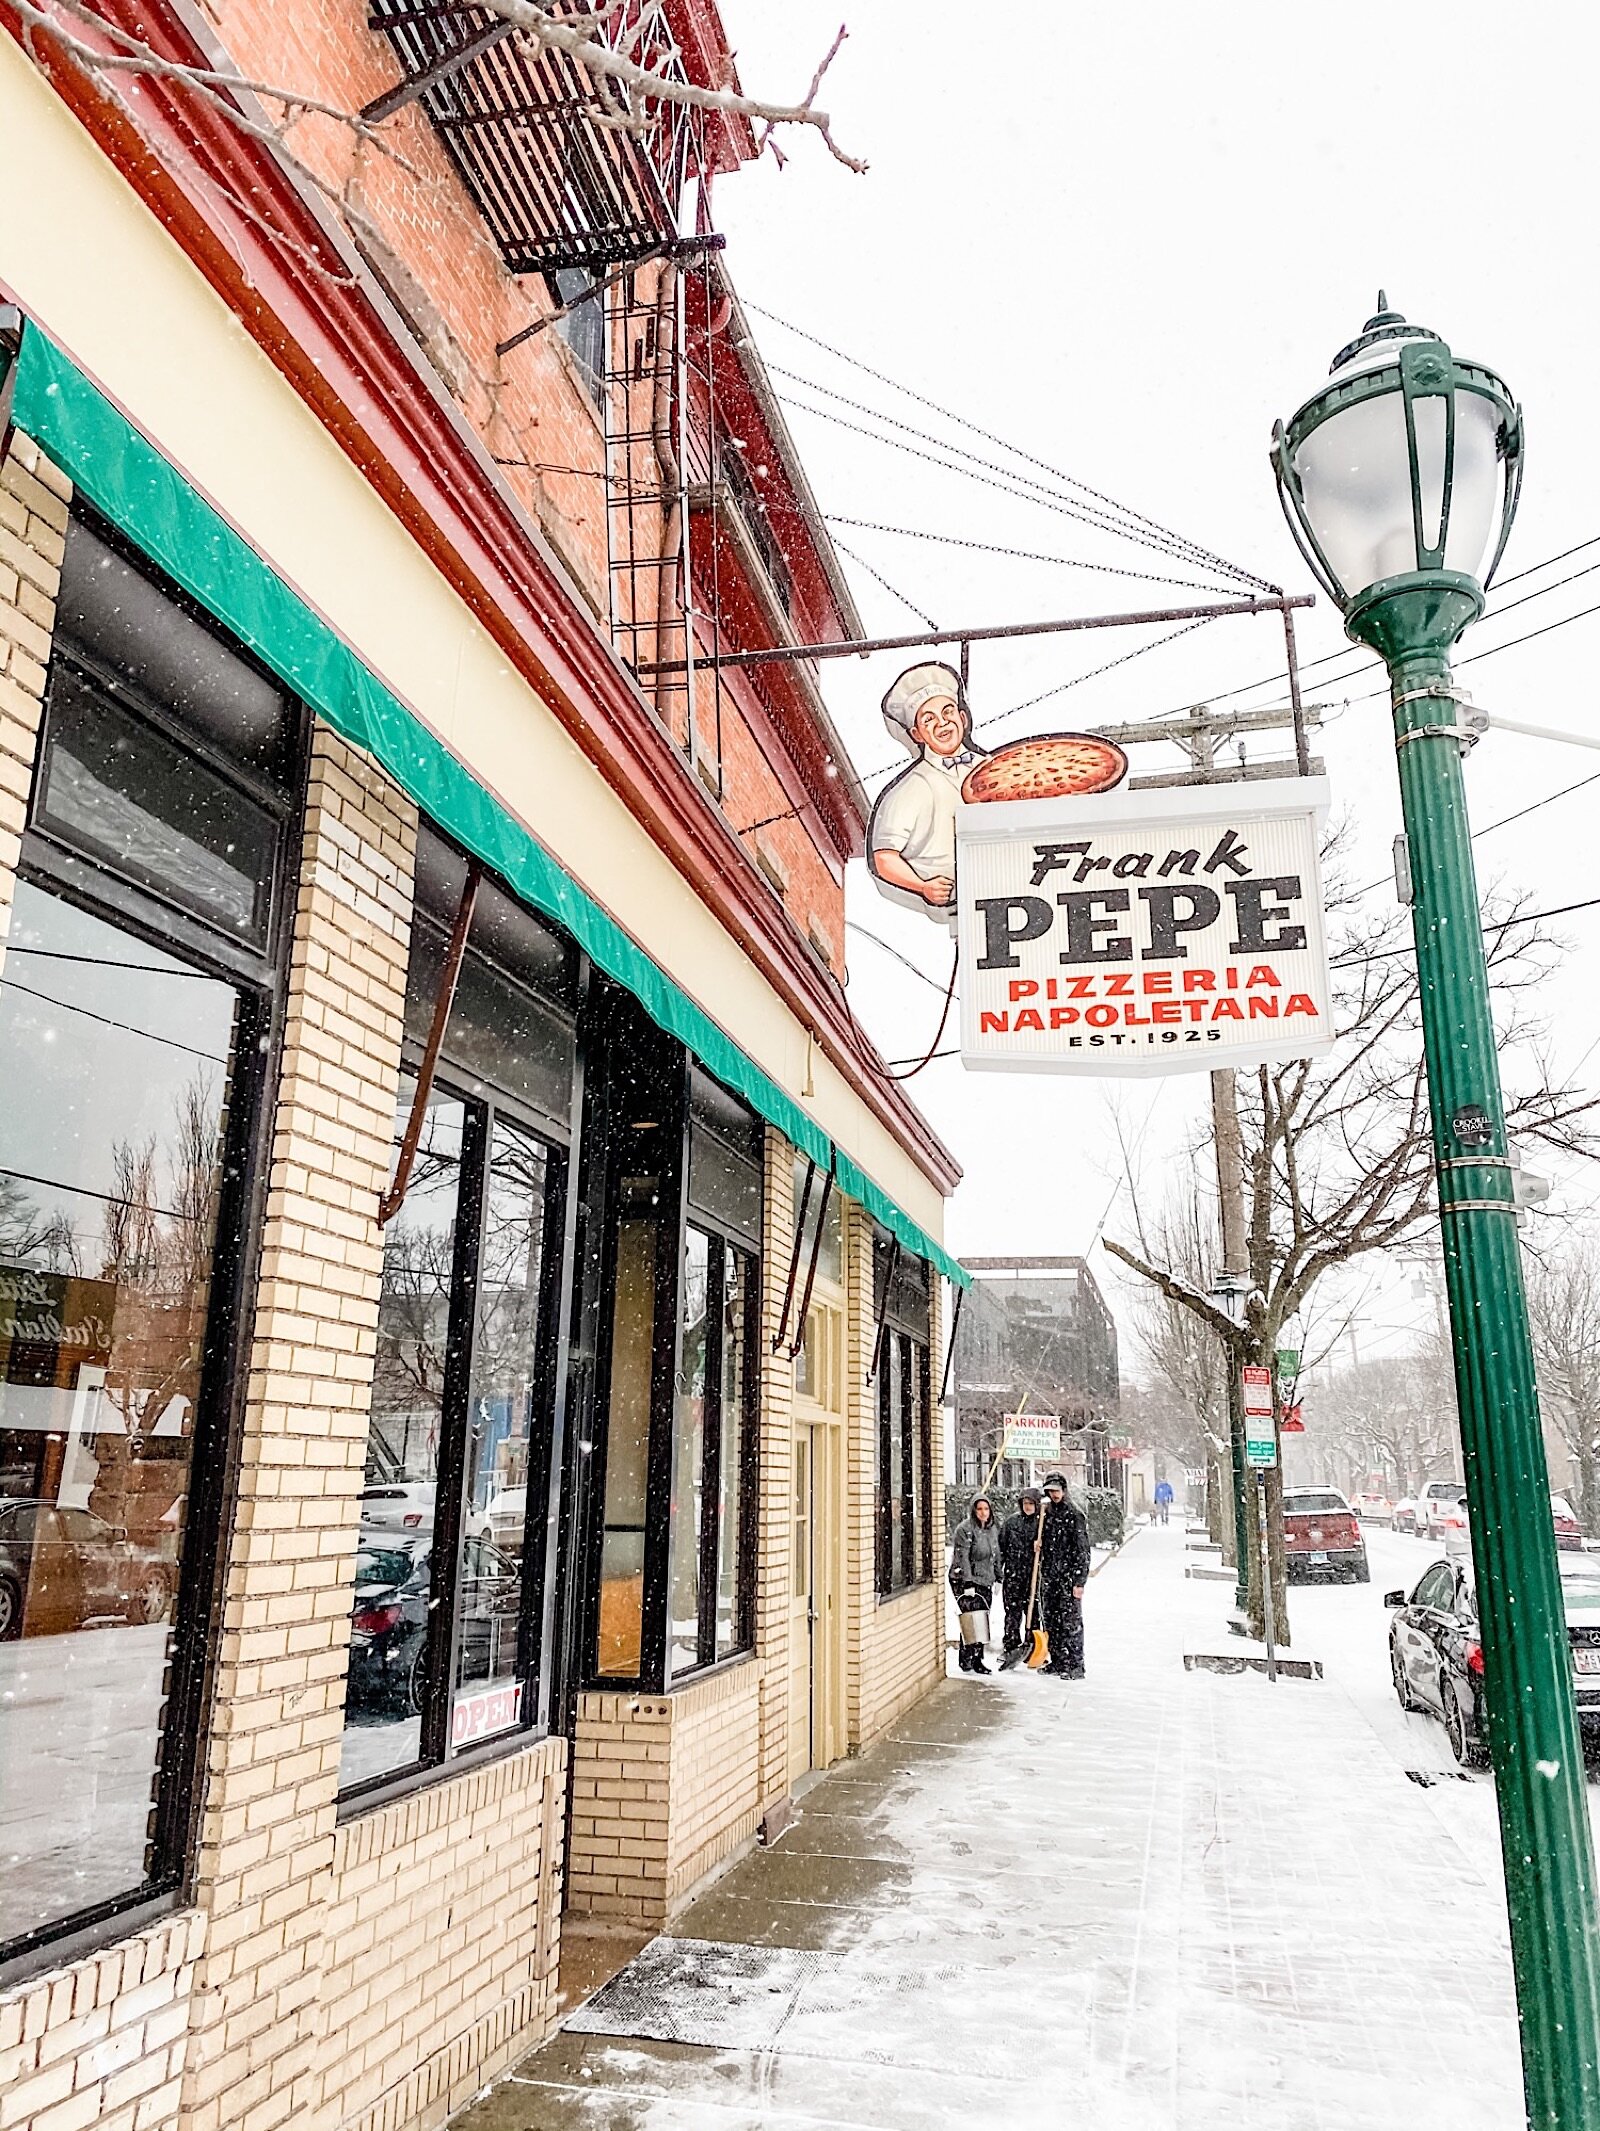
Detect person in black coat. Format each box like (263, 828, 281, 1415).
(997, 1489, 1041, 1668)
(1037, 1473, 1091, 1678)
(949, 1494, 1001, 1673)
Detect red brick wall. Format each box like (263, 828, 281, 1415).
(195, 0, 851, 969)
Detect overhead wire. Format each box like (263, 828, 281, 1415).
(823, 515, 1239, 597)
(767, 361, 1248, 587)
(826, 534, 940, 631)
(743, 296, 1274, 593)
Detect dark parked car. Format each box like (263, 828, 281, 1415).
(0, 1498, 166, 1639)
(1386, 1553, 1600, 1767)
(1282, 1488, 1369, 1583)
(346, 1536, 522, 1715)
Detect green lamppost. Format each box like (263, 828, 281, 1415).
(1274, 297, 1600, 2127)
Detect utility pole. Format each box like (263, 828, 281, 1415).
(1211, 1068, 1252, 1621)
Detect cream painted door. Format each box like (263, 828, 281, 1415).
(791, 1289, 846, 1779)
(787, 1426, 814, 1786)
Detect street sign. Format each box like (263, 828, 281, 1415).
(1242, 1365, 1273, 1417)
(1245, 1428, 1278, 1468)
(955, 777, 1334, 1077)
(1003, 1414, 1061, 1462)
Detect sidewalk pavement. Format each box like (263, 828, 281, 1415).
(455, 1523, 1526, 2131)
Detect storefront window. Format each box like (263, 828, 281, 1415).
(0, 883, 242, 1949)
(587, 1036, 760, 1688)
(596, 1206, 657, 1679)
(1, 512, 296, 1966)
(340, 832, 571, 1799)
(452, 1118, 549, 1743)
(340, 1088, 463, 1792)
(875, 1238, 934, 1597)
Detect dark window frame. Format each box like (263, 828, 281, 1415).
(0, 521, 306, 1980)
(578, 1002, 762, 1697)
(669, 1227, 759, 1679)
(338, 954, 574, 1814)
(874, 1235, 934, 1600)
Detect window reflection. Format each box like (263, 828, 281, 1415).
(670, 1231, 709, 1678)
(451, 1117, 550, 1749)
(596, 1216, 656, 1678)
(716, 1247, 749, 1660)
(340, 1090, 462, 1792)
(0, 880, 238, 1947)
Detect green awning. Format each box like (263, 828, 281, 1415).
(3, 322, 966, 1286)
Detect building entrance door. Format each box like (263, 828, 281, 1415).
(790, 1286, 846, 1782)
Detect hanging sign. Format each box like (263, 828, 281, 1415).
(1280, 1404, 1305, 1433)
(955, 778, 1334, 1076)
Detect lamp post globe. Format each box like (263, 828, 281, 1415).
(1273, 302, 1600, 2131)
(1272, 294, 1523, 663)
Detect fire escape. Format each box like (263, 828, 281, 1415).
(364, 0, 734, 761)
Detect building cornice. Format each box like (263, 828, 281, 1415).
(0, 0, 960, 1195)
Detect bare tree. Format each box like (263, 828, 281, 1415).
(12, 0, 866, 177)
(1104, 886, 1600, 1637)
(1526, 1242, 1600, 1534)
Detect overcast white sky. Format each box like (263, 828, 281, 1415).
(714, 0, 1600, 1375)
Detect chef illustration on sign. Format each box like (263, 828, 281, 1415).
(867, 663, 980, 926)
(868, 659, 1130, 926)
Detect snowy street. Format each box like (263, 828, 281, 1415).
(460, 1519, 1548, 2131)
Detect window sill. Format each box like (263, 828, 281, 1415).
(0, 1885, 184, 1995)
(583, 1645, 757, 1701)
(335, 1722, 553, 1825)
(874, 1579, 935, 1609)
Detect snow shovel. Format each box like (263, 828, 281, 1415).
(1023, 1531, 1049, 1670)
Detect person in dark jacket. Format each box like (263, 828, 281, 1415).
(1037, 1473, 1091, 1678)
(949, 1494, 1001, 1673)
(997, 1489, 1041, 1668)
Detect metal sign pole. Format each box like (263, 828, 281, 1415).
(1257, 1470, 1278, 1684)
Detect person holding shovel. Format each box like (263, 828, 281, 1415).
(997, 1489, 1041, 1669)
(1038, 1474, 1091, 1679)
(949, 1494, 1001, 1674)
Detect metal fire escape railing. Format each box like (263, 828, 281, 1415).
(365, 0, 698, 277)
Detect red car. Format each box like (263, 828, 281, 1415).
(1282, 1487, 1369, 1583)
(1551, 1496, 1586, 1553)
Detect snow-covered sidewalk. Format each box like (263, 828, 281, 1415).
(457, 1521, 1529, 2131)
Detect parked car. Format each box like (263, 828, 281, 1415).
(1387, 1552, 1600, 1766)
(1439, 1490, 1471, 1557)
(1419, 1479, 1468, 1540)
(1353, 1490, 1393, 1523)
(485, 1484, 527, 1552)
(346, 1535, 522, 1716)
(1282, 1488, 1369, 1582)
(1391, 1496, 1418, 1534)
(1551, 1495, 1586, 1552)
(0, 1499, 155, 1639)
(358, 1480, 437, 1538)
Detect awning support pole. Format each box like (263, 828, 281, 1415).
(378, 861, 481, 1226)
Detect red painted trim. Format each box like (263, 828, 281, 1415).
(0, 0, 960, 1196)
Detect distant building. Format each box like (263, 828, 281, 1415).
(953, 1258, 1121, 1495)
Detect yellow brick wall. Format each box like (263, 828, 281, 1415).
(0, 436, 65, 984)
(0, 1915, 201, 2131)
(315, 1735, 567, 2131)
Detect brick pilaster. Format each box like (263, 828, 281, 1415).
(179, 729, 416, 2131)
(0, 435, 69, 972)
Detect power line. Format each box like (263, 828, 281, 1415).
(828, 534, 940, 631)
(824, 516, 1236, 597)
(767, 361, 1247, 586)
(743, 297, 1274, 593)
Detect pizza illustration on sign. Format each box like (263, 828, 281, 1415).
(866, 661, 1130, 928)
(961, 733, 1129, 806)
